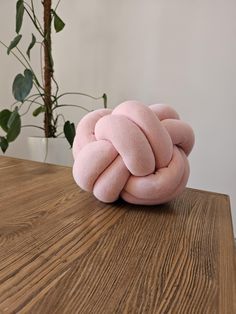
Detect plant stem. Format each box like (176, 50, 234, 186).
(39, 41, 44, 85)
(21, 125, 45, 131)
(43, 0, 55, 137)
(56, 131, 64, 137)
(24, 1, 43, 37)
(52, 76, 59, 100)
(11, 93, 43, 109)
(0, 40, 28, 71)
(53, 92, 104, 104)
(20, 99, 43, 111)
(56, 113, 66, 123)
(20, 96, 44, 116)
(54, 0, 62, 11)
(54, 113, 66, 133)
(30, 0, 44, 34)
(25, 7, 43, 36)
(53, 104, 91, 112)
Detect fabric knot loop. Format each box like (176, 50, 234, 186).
(73, 101, 194, 205)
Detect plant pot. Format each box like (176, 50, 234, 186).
(27, 136, 73, 166)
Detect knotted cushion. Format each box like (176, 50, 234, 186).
(72, 101, 195, 205)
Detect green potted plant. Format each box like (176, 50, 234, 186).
(0, 0, 107, 164)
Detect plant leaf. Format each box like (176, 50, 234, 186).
(12, 69, 33, 102)
(16, 0, 24, 34)
(24, 68, 33, 81)
(26, 33, 36, 59)
(7, 34, 22, 55)
(103, 93, 107, 108)
(7, 107, 18, 129)
(0, 137, 8, 153)
(6, 108, 21, 142)
(64, 121, 75, 148)
(52, 10, 65, 33)
(0, 109, 11, 132)
(32, 106, 45, 117)
(32, 73, 41, 87)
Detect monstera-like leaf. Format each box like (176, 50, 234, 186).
(64, 121, 75, 148)
(12, 69, 33, 102)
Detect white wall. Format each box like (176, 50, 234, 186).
(1, 0, 236, 234)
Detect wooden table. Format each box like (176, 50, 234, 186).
(0, 156, 235, 313)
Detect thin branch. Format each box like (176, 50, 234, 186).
(10, 93, 43, 109)
(39, 41, 44, 85)
(56, 131, 64, 137)
(52, 75, 59, 100)
(53, 104, 91, 112)
(24, 4, 44, 36)
(19, 99, 43, 111)
(54, 0, 62, 12)
(52, 92, 104, 105)
(20, 96, 44, 116)
(0, 40, 28, 71)
(51, 77, 60, 114)
(22, 124, 45, 131)
(56, 113, 66, 123)
(54, 113, 65, 133)
(10, 102, 20, 110)
(30, 0, 44, 33)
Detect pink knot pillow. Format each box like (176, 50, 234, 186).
(72, 101, 194, 205)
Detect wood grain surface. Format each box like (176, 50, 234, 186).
(0, 156, 235, 314)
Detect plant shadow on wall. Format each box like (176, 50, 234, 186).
(0, 0, 107, 153)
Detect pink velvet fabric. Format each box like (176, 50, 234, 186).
(72, 101, 195, 205)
